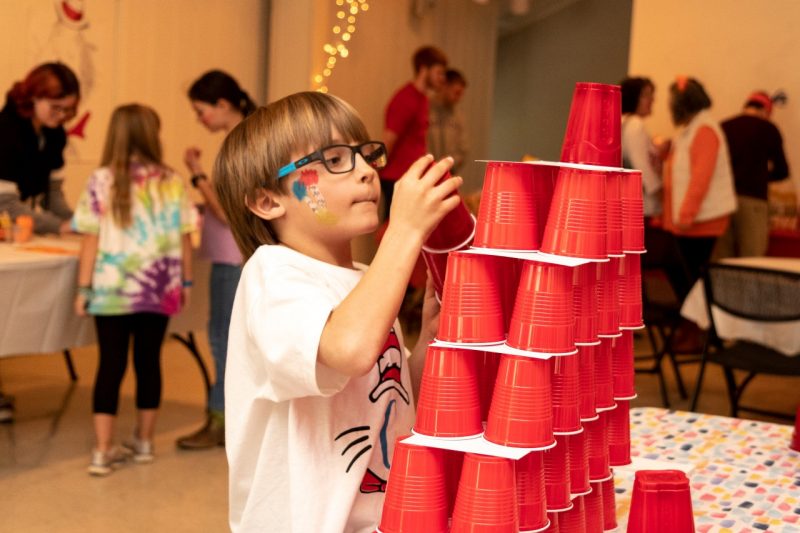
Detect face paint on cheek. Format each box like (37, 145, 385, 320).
(295, 169, 338, 225)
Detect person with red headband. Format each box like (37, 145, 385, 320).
(715, 91, 790, 257)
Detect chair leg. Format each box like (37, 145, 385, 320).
(722, 367, 740, 417)
(656, 356, 670, 408)
(667, 352, 689, 399)
(689, 354, 708, 412)
(63, 349, 78, 382)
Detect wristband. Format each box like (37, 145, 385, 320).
(190, 174, 207, 188)
(182, 280, 194, 288)
(78, 286, 93, 298)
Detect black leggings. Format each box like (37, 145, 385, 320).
(93, 313, 169, 415)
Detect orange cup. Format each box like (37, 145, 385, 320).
(451, 453, 519, 532)
(597, 258, 621, 336)
(611, 330, 636, 399)
(560, 82, 622, 167)
(607, 400, 631, 467)
(543, 434, 572, 511)
(474, 161, 539, 250)
(551, 352, 581, 434)
(567, 431, 591, 496)
(13, 214, 33, 243)
(516, 451, 548, 532)
(594, 339, 615, 410)
(577, 344, 597, 421)
(627, 470, 695, 533)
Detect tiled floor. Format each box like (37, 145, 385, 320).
(0, 331, 797, 532)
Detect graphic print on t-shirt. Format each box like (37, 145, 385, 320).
(333, 328, 410, 494)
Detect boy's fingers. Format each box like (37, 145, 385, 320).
(406, 154, 436, 180)
(420, 156, 454, 186)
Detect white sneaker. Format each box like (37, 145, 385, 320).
(122, 434, 154, 463)
(87, 447, 132, 476)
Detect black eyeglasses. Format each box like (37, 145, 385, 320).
(276, 141, 387, 180)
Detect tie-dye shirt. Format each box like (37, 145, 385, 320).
(72, 164, 195, 316)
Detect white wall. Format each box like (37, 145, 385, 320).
(629, 0, 799, 194)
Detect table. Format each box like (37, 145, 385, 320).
(681, 256, 800, 356)
(614, 407, 800, 532)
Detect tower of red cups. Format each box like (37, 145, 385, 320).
(377, 82, 660, 533)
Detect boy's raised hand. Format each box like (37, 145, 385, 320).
(388, 155, 463, 244)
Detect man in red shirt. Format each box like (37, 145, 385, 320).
(381, 46, 448, 218)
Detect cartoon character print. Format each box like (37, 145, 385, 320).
(334, 328, 410, 494)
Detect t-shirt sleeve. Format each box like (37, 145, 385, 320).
(245, 263, 350, 402)
(175, 177, 197, 234)
(71, 171, 104, 234)
(385, 90, 414, 137)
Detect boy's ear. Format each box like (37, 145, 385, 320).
(246, 188, 286, 221)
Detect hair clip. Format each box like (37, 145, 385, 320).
(675, 75, 688, 92)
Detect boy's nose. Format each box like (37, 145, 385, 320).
(355, 155, 376, 182)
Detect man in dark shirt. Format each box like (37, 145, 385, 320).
(716, 91, 790, 257)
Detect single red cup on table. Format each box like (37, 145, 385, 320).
(485, 355, 555, 448)
(558, 494, 587, 533)
(611, 329, 636, 399)
(437, 252, 505, 344)
(594, 338, 615, 410)
(474, 161, 539, 250)
(379, 437, 449, 533)
(597, 258, 621, 337)
(451, 453, 519, 533)
(516, 451, 548, 532)
(600, 475, 617, 531)
(573, 263, 599, 344)
(583, 482, 605, 533)
(626, 470, 696, 533)
(543, 434, 572, 511)
(567, 431, 591, 496)
(560, 82, 622, 167)
(414, 346, 483, 438)
(507, 262, 575, 354)
(577, 344, 598, 421)
(584, 415, 611, 482)
(607, 399, 631, 466)
(551, 352, 581, 434)
(618, 253, 644, 328)
(620, 170, 645, 253)
(605, 171, 623, 257)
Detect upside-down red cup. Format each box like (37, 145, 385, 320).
(600, 475, 617, 531)
(558, 494, 587, 533)
(577, 345, 598, 421)
(478, 351, 501, 422)
(606, 171, 623, 257)
(611, 330, 636, 399)
(573, 263, 599, 344)
(438, 252, 505, 343)
(620, 170, 645, 253)
(551, 352, 581, 433)
(508, 262, 575, 353)
(444, 450, 465, 517)
(607, 399, 631, 466)
(516, 451, 548, 532)
(792, 405, 800, 452)
(560, 82, 622, 167)
(544, 512, 560, 532)
(627, 470, 695, 533)
(594, 338, 615, 410)
(415, 346, 483, 438)
(597, 258, 621, 336)
(485, 355, 555, 448)
(422, 249, 450, 300)
(567, 431, 591, 496)
(543, 434, 572, 511)
(498, 257, 523, 332)
(584, 415, 611, 482)
(540, 166, 608, 260)
(380, 437, 449, 533)
(618, 253, 644, 328)
(451, 453, 519, 532)
(532, 163, 560, 245)
(583, 483, 605, 533)
(474, 161, 539, 250)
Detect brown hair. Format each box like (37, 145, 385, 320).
(100, 104, 164, 227)
(412, 46, 448, 73)
(668, 77, 712, 126)
(7, 62, 80, 119)
(213, 91, 370, 260)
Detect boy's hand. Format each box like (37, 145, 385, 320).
(419, 275, 440, 344)
(388, 155, 463, 243)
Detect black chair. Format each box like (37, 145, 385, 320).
(690, 263, 800, 420)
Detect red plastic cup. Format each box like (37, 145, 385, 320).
(543, 434, 572, 511)
(577, 344, 597, 421)
(560, 82, 622, 167)
(438, 252, 506, 343)
(551, 352, 581, 433)
(620, 171, 645, 253)
(477, 351, 501, 422)
(444, 450, 464, 517)
(451, 453, 519, 532)
(600, 475, 617, 531)
(474, 161, 539, 250)
(607, 399, 631, 466)
(516, 451, 548, 532)
(426, 185, 475, 252)
(611, 330, 636, 399)
(485, 355, 555, 448)
(540, 166, 608, 260)
(422, 249, 450, 301)
(573, 263, 598, 344)
(567, 431, 591, 496)
(606, 171, 623, 257)
(597, 258, 621, 336)
(545, 512, 560, 532)
(627, 470, 695, 533)
(380, 437, 449, 533)
(415, 346, 483, 438)
(558, 494, 586, 533)
(792, 405, 800, 452)
(594, 339, 615, 410)
(583, 483, 604, 533)
(584, 415, 611, 482)
(508, 262, 575, 353)
(618, 253, 644, 328)
(532, 164, 560, 246)
(497, 257, 523, 332)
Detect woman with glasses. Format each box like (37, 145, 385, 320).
(0, 62, 80, 236)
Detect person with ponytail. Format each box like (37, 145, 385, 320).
(72, 104, 195, 476)
(176, 70, 255, 450)
(0, 62, 80, 235)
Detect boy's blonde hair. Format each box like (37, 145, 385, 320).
(214, 91, 370, 260)
(101, 104, 163, 227)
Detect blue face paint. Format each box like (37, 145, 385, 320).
(292, 181, 307, 201)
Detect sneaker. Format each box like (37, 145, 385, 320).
(122, 434, 155, 463)
(176, 414, 225, 450)
(87, 447, 132, 476)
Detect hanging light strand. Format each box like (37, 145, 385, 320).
(313, 0, 369, 93)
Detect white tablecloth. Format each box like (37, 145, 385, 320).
(681, 256, 800, 356)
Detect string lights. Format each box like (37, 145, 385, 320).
(313, 0, 370, 93)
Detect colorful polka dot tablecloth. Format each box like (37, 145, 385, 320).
(613, 408, 800, 532)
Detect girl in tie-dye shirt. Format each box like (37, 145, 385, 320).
(72, 104, 194, 476)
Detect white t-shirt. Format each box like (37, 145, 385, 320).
(622, 114, 663, 217)
(226, 245, 416, 533)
